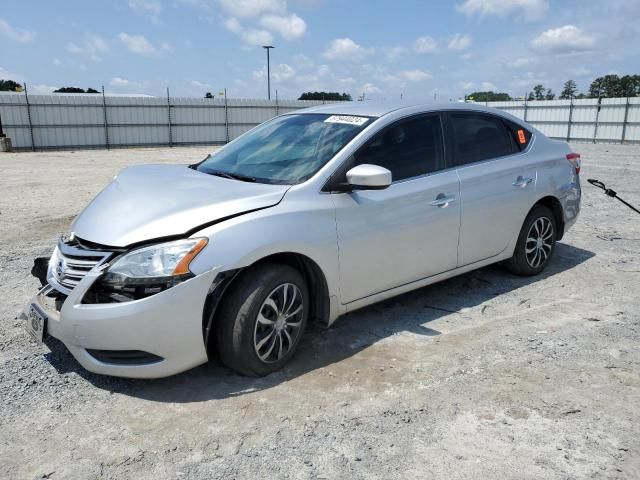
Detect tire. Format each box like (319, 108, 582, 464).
(503, 205, 557, 276)
(215, 263, 308, 376)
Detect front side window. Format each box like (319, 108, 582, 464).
(448, 112, 518, 166)
(353, 114, 445, 182)
(195, 113, 372, 184)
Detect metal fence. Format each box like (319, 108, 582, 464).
(485, 97, 640, 144)
(0, 91, 326, 151)
(2, 92, 640, 151)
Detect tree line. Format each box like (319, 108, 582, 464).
(298, 92, 352, 101)
(0, 80, 100, 94)
(469, 74, 640, 102)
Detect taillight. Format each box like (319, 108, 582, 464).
(566, 152, 581, 175)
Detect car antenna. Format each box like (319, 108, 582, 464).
(587, 178, 640, 215)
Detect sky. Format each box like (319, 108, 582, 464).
(1, 0, 639, 100)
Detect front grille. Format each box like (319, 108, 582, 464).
(55, 254, 103, 289)
(50, 237, 113, 293)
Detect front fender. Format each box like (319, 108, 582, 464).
(188, 195, 341, 317)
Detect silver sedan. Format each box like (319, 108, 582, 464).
(23, 102, 581, 378)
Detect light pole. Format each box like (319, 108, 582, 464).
(262, 45, 274, 100)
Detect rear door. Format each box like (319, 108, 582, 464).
(330, 113, 461, 303)
(446, 111, 537, 266)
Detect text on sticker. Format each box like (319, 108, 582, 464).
(324, 115, 369, 126)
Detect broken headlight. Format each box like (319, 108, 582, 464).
(85, 238, 208, 303)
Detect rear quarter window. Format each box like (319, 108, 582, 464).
(503, 119, 533, 151)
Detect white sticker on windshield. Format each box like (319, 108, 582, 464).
(324, 115, 368, 126)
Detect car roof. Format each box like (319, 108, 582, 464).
(297, 101, 511, 119)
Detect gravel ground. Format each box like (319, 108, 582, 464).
(0, 144, 639, 480)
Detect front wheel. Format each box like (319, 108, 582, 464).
(504, 205, 557, 276)
(215, 263, 308, 376)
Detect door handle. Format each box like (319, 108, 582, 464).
(430, 193, 457, 208)
(512, 176, 533, 188)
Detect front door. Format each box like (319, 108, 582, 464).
(331, 113, 461, 304)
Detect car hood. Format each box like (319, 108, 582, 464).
(71, 164, 290, 247)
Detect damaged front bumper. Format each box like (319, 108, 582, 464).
(21, 265, 219, 379)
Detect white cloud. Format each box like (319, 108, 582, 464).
(31, 84, 59, 94)
(384, 46, 408, 61)
(574, 66, 591, 77)
(292, 54, 314, 68)
(481, 81, 497, 90)
(253, 63, 295, 82)
(244, 28, 274, 45)
(448, 33, 472, 51)
(53, 58, 62, 66)
(323, 38, 373, 62)
(413, 36, 438, 54)
(378, 69, 433, 85)
(67, 33, 110, 61)
(0, 18, 35, 43)
(118, 33, 169, 56)
(109, 77, 147, 92)
(128, 0, 162, 20)
(530, 25, 595, 54)
(458, 81, 475, 90)
(259, 13, 306, 40)
(0, 67, 22, 83)
(191, 80, 213, 90)
(400, 70, 432, 82)
(456, 0, 549, 21)
(225, 17, 274, 45)
(460, 53, 473, 60)
(506, 57, 537, 68)
(361, 83, 381, 95)
(217, 0, 286, 18)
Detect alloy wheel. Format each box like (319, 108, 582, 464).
(525, 216, 553, 268)
(253, 283, 304, 363)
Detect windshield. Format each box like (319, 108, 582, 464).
(195, 113, 372, 184)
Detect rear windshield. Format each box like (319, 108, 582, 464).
(196, 113, 372, 184)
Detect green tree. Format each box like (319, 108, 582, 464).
(618, 75, 640, 97)
(544, 88, 555, 100)
(559, 80, 578, 99)
(53, 87, 99, 93)
(466, 91, 511, 102)
(298, 91, 352, 101)
(204, 92, 213, 99)
(588, 74, 632, 98)
(531, 84, 545, 100)
(0, 79, 22, 91)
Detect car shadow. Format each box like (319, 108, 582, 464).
(44, 242, 595, 403)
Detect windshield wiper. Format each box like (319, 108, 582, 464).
(206, 170, 257, 183)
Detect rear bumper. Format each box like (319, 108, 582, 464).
(22, 267, 219, 378)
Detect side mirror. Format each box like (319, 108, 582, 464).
(345, 164, 392, 190)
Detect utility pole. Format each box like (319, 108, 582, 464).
(262, 45, 275, 100)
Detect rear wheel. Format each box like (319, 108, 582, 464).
(215, 263, 308, 376)
(504, 205, 556, 276)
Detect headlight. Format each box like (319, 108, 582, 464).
(102, 238, 208, 287)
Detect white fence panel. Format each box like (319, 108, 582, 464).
(2, 92, 639, 150)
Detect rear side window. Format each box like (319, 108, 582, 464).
(354, 114, 445, 181)
(503, 119, 533, 151)
(448, 112, 518, 166)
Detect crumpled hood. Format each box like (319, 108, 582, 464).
(72, 164, 290, 247)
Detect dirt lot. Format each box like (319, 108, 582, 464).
(0, 144, 638, 480)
